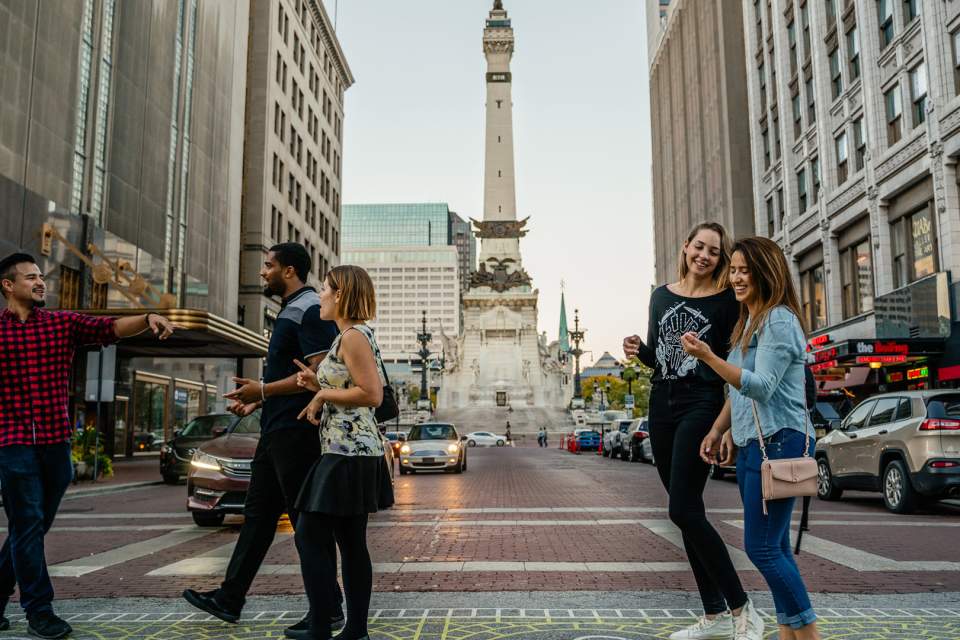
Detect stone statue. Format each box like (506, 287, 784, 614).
(471, 358, 480, 383)
(494, 0, 503, 9)
(439, 324, 462, 373)
(522, 359, 531, 382)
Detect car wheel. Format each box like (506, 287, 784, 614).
(620, 447, 630, 461)
(629, 444, 640, 462)
(467, 439, 476, 447)
(162, 472, 180, 485)
(709, 464, 725, 480)
(601, 444, 609, 457)
(192, 512, 225, 527)
(496, 440, 505, 446)
(883, 459, 919, 514)
(816, 457, 843, 501)
(398, 467, 408, 475)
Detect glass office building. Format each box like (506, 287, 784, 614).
(342, 203, 452, 247)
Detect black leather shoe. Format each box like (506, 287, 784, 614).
(182, 589, 240, 624)
(1, 614, 9, 632)
(26, 610, 72, 639)
(284, 608, 345, 638)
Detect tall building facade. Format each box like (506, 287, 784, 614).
(449, 210, 477, 293)
(743, 0, 960, 393)
(238, 0, 352, 340)
(648, 0, 756, 285)
(0, 0, 257, 455)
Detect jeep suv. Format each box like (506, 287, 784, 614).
(815, 390, 960, 513)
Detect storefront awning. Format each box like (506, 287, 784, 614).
(77, 308, 268, 359)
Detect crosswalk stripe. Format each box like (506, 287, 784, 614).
(49, 528, 215, 577)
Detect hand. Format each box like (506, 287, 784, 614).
(297, 392, 325, 426)
(719, 430, 737, 466)
(224, 377, 263, 404)
(623, 334, 642, 358)
(700, 428, 723, 465)
(227, 400, 260, 417)
(294, 359, 320, 393)
(681, 331, 713, 360)
(147, 314, 175, 340)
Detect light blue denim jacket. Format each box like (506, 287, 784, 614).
(727, 306, 813, 447)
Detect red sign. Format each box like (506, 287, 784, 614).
(856, 355, 907, 365)
(939, 365, 960, 382)
(814, 348, 838, 363)
(907, 367, 930, 380)
(807, 334, 832, 351)
(855, 341, 910, 355)
(810, 360, 838, 373)
(887, 372, 905, 383)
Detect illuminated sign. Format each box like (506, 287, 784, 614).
(855, 355, 907, 365)
(887, 372, 905, 383)
(907, 366, 929, 380)
(807, 334, 832, 351)
(810, 360, 838, 373)
(814, 348, 838, 363)
(854, 341, 910, 355)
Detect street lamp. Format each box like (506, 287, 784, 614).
(568, 309, 586, 405)
(415, 310, 433, 412)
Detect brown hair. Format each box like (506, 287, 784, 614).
(729, 236, 807, 353)
(326, 265, 377, 321)
(677, 222, 731, 288)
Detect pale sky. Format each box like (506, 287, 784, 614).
(325, 0, 655, 366)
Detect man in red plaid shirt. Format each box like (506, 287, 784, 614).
(0, 253, 174, 639)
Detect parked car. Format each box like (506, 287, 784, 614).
(573, 428, 601, 451)
(464, 431, 507, 447)
(602, 419, 634, 458)
(816, 390, 960, 513)
(159, 413, 235, 484)
(384, 430, 407, 457)
(134, 430, 164, 453)
(398, 422, 467, 474)
(624, 418, 654, 463)
(187, 411, 394, 526)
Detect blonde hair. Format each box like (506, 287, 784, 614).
(327, 265, 376, 321)
(729, 236, 807, 353)
(677, 222, 731, 289)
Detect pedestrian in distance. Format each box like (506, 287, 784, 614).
(505, 421, 512, 444)
(0, 252, 175, 640)
(683, 236, 821, 640)
(293, 265, 394, 640)
(182, 243, 344, 639)
(623, 222, 759, 640)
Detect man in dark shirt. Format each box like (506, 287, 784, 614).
(0, 253, 174, 639)
(182, 243, 342, 638)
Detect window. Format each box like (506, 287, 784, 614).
(797, 168, 807, 213)
(766, 197, 775, 236)
(844, 399, 877, 431)
(847, 26, 860, 80)
(826, 0, 837, 24)
(762, 125, 771, 169)
(801, 3, 811, 58)
(840, 237, 874, 318)
(806, 75, 816, 124)
(909, 63, 927, 127)
(869, 397, 900, 426)
(59, 265, 81, 309)
(878, 0, 895, 49)
(812, 156, 821, 204)
(836, 131, 848, 184)
(792, 93, 803, 139)
(903, 0, 918, 23)
(853, 117, 866, 171)
(772, 109, 781, 160)
(777, 187, 785, 230)
(885, 84, 902, 144)
(800, 263, 827, 330)
(895, 397, 913, 421)
(829, 48, 843, 99)
(891, 205, 937, 287)
(758, 62, 767, 110)
(787, 20, 798, 74)
(953, 29, 960, 96)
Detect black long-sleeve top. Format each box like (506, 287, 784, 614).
(638, 285, 740, 387)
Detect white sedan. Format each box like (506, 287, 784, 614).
(464, 431, 507, 447)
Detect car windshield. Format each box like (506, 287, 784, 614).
(180, 414, 234, 437)
(385, 432, 405, 441)
(230, 412, 262, 435)
(814, 402, 841, 420)
(408, 424, 458, 441)
(926, 394, 960, 419)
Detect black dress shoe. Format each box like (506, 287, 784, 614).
(1, 614, 9, 632)
(26, 611, 72, 639)
(284, 608, 345, 638)
(182, 589, 240, 624)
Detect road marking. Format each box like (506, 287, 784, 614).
(379, 506, 893, 517)
(49, 529, 214, 577)
(638, 519, 755, 570)
(146, 533, 292, 576)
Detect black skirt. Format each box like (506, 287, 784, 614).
(295, 453, 395, 516)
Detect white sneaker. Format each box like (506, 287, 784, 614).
(733, 599, 765, 640)
(668, 612, 734, 639)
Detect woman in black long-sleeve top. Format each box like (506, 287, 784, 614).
(623, 222, 759, 639)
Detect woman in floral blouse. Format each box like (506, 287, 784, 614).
(294, 265, 393, 640)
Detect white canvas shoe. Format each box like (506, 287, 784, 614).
(733, 599, 765, 640)
(668, 612, 734, 639)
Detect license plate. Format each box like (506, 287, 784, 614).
(422, 457, 435, 464)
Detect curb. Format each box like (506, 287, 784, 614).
(63, 480, 163, 499)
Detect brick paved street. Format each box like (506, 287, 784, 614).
(3, 444, 960, 638)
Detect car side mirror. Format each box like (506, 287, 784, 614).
(173, 429, 182, 438)
(212, 426, 228, 438)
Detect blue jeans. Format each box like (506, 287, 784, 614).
(737, 429, 817, 629)
(0, 443, 74, 616)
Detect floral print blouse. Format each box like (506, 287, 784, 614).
(315, 324, 386, 457)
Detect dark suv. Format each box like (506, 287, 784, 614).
(159, 413, 234, 484)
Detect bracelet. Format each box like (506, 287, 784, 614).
(260, 380, 266, 402)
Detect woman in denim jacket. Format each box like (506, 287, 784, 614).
(681, 236, 820, 640)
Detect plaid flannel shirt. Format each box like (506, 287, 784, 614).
(0, 308, 117, 447)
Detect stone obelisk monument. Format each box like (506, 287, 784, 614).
(438, 1, 567, 410)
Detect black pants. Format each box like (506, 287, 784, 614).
(219, 427, 342, 609)
(295, 512, 372, 639)
(649, 382, 747, 615)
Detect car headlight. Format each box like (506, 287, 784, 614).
(446, 443, 459, 453)
(190, 451, 221, 471)
(400, 444, 411, 454)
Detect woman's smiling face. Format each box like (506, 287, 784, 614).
(729, 250, 754, 305)
(683, 229, 722, 279)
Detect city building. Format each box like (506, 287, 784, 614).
(581, 352, 623, 379)
(648, 0, 755, 285)
(0, 0, 262, 456)
(437, 1, 569, 412)
(238, 0, 352, 346)
(742, 0, 960, 393)
(449, 210, 477, 294)
(645, 0, 673, 62)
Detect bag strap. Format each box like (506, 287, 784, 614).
(794, 495, 811, 555)
(750, 399, 812, 461)
(342, 324, 390, 386)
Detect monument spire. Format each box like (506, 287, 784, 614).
(558, 289, 570, 353)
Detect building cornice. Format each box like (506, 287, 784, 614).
(307, 0, 355, 88)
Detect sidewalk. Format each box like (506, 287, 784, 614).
(65, 456, 161, 497)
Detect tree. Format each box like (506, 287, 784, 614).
(581, 360, 652, 417)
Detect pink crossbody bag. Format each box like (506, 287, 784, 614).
(751, 400, 817, 515)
